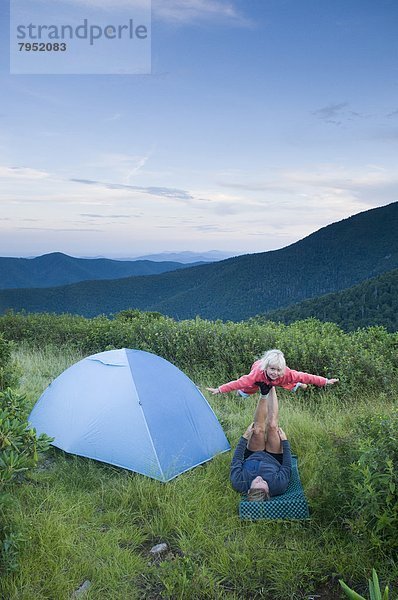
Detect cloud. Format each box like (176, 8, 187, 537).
(312, 102, 364, 126)
(104, 113, 122, 122)
(155, 222, 233, 233)
(217, 181, 282, 192)
(368, 127, 398, 142)
(126, 153, 152, 182)
(220, 165, 398, 195)
(282, 166, 398, 194)
(192, 223, 233, 232)
(35, 0, 148, 9)
(86, 151, 154, 183)
(312, 102, 348, 125)
(217, 165, 398, 220)
(17, 227, 104, 232)
(4, 159, 396, 257)
(1, 161, 250, 219)
(386, 109, 398, 118)
(153, 0, 251, 26)
(80, 213, 133, 218)
(53, 0, 251, 26)
(70, 177, 195, 200)
(70, 178, 99, 186)
(0, 166, 50, 180)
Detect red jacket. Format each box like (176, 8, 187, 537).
(218, 359, 328, 394)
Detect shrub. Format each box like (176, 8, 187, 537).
(0, 388, 53, 573)
(0, 312, 397, 400)
(0, 333, 18, 391)
(343, 411, 398, 552)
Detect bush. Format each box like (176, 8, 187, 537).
(0, 333, 18, 391)
(0, 388, 53, 573)
(343, 410, 398, 552)
(0, 312, 397, 400)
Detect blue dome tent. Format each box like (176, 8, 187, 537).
(29, 349, 230, 482)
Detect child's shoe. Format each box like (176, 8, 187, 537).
(292, 382, 308, 392)
(237, 390, 250, 398)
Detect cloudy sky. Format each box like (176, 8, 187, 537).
(1, 0, 397, 258)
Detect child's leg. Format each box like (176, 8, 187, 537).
(247, 394, 268, 451)
(265, 387, 283, 454)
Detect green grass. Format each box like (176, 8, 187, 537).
(1, 344, 398, 599)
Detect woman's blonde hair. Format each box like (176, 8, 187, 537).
(259, 349, 286, 373)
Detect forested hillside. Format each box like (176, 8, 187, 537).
(1, 202, 397, 320)
(261, 268, 398, 332)
(0, 252, 195, 289)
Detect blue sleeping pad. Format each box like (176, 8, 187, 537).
(239, 456, 310, 520)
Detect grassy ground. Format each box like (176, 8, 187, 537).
(1, 344, 397, 599)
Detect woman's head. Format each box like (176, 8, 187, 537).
(260, 349, 286, 380)
(247, 475, 270, 502)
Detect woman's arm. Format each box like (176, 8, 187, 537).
(269, 437, 292, 496)
(230, 436, 251, 493)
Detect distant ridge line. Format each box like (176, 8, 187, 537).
(0, 202, 397, 323)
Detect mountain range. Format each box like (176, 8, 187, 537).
(0, 202, 397, 323)
(79, 250, 236, 263)
(0, 253, 200, 289)
(131, 250, 237, 263)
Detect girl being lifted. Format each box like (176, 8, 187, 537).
(207, 349, 338, 398)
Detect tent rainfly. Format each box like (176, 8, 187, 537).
(29, 348, 230, 481)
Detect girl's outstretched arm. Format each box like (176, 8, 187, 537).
(285, 368, 339, 387)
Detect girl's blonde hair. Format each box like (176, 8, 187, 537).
(259, 349, 286, 373)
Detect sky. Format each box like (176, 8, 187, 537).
(1, 0, 398, 259)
